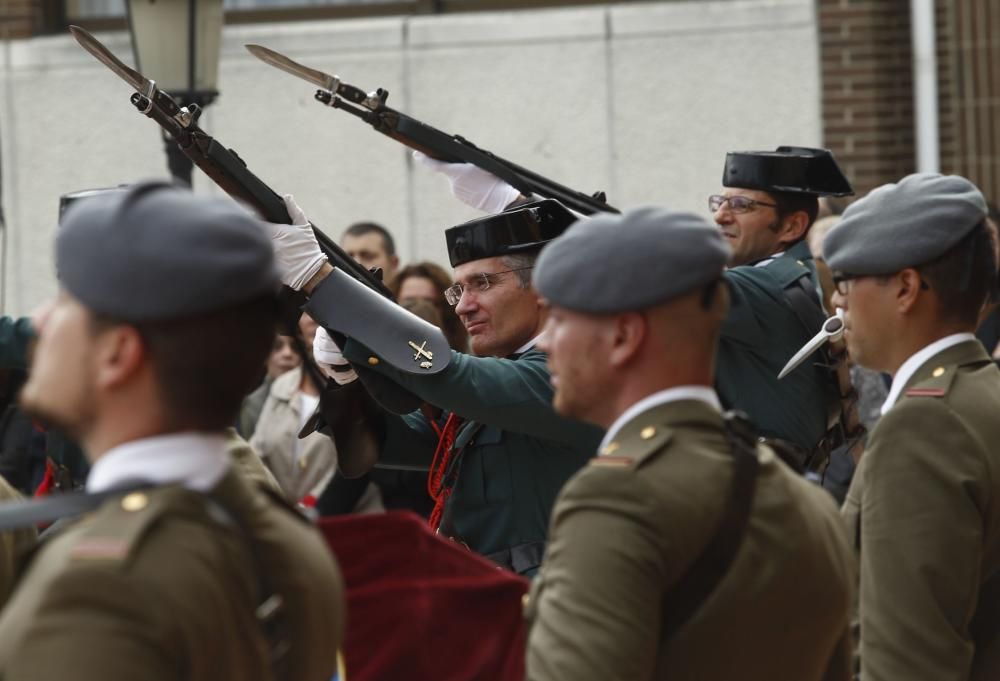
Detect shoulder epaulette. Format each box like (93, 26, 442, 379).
(68, 486, 217, 565)
(591, 424, 673, 469)
(903, 364, 957, 399)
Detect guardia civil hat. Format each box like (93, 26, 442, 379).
(445, 199, 579, 267)
(57, 180, 279, 322)
(823, 173, 987, 274)
(533, 206, 731, 314)
(723, 146, 854, 197)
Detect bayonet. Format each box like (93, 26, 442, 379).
(69, 25, 192, 127)
(778, 308, 846, 380)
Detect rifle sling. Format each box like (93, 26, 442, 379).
(661, 413, 759, 640)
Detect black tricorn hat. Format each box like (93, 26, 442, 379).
(445, 199, 579, 267)
(723, 146, 854, 197)
(59, 186, 130, 224)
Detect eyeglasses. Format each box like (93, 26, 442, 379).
(832, 271, 930, 296)
(831, 272, 863, 296)
(443, 267, 533, 306)
(708, 194, 777, 214)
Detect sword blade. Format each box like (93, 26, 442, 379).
(69, 25, 149, 94)
(778, 327, 832, 380)
(245, 44, 338, 91)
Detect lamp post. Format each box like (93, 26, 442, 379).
(126, 0, 224, 186)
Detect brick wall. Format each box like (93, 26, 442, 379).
(936, 0, 1000, 206)
(0, 0, 40, 39)
(818, 0, 916, 196)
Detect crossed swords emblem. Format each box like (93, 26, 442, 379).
(408, 341, 434, 370)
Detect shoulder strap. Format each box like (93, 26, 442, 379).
(0, 483, 151, 532)
(661, 411, 759, 639)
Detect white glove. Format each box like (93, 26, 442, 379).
(266, 194, 328, 291)
(314, 326, 358, 385)
(413, 151, 521, 213)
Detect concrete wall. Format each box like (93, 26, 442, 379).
(0, 0, 821, 316)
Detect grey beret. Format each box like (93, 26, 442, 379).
(823, 173, 987, 274)
(533, 206, 731, 313)
(57, 181, 279, 321)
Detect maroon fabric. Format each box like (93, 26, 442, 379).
(319, 512, 529, 681)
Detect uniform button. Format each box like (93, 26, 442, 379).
(121, 492, 148, 512)
(932, 367, 945, 377)
(796, 260, 805, 266)
(640, 426, 656, 440)
(521, 593, 531, 608)
(368, 356, 380, 366)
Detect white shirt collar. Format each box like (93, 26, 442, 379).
(598, 386, 721, 452)
(881, 332, 977, 414)
(515, 332, 545, 355)
(86, 432, 230, 493)
(752, 251, 785, 268)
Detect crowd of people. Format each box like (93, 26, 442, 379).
(0, 142, 995, 681)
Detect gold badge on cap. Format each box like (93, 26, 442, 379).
(932, 367, 945, 378)
(409, 340, 434, 369)
(640, 426, 657, 440)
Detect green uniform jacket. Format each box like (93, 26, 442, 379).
(0, 317, 32, 370)
(842, 340, 1000, 681)
(342, 341, 602, 574)
(718, 240, 831, 452)
(526, 400, 856, 681)
(0, 468, 345, 681)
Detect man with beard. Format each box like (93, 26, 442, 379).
(825, 173, 1000, 681)
(275, 197, 602, 576)
(0, 182, 344, 681)
(525, 206, 855, 681)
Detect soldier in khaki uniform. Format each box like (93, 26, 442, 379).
(524, 207, 856, 681)
(823, 173, 1000, 681)
(0, 182, 344, 680)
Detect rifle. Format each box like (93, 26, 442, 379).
(68, 26, 446, 414)
(245, 44, 619, 217)
(69, 26, 388, 299)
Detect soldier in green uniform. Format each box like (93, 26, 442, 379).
(0, 182, 344, 680)
(270, 198, 602, 575)
(823, 173, 1000, 681)
(524, 206, 856, 681)
(712, 146, 854, 463)
(418, 146, 855, 469)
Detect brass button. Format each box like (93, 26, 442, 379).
(640, 426, 656, 440)
(298, 457, 308, 470)
(932, 367, 945, 378)
(121, 492, 148, 512)
(521, 593, 531, 608)
(367, 356, 380, 366)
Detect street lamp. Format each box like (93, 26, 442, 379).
(126, 0, 224, 186)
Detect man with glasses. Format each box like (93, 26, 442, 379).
(418, 146, 856, 475)
(823, 173, 1000, 681)
(274, 198, 601, 575)
(710, 146, 855, 472)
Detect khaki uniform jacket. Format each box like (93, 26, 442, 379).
(525, 400, 856, 681)
(843, 340, 1000, 681)
(0, 467, 345, 681)
(0, 475, 35, 606)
